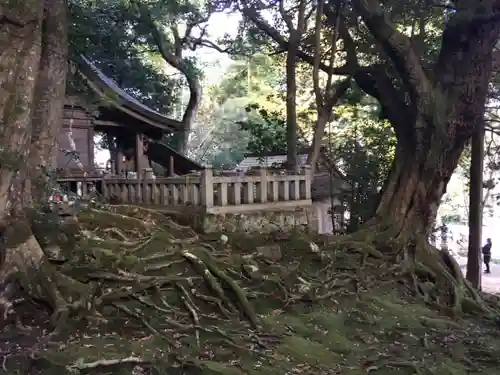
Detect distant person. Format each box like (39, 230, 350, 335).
(482, 238, 492, 274)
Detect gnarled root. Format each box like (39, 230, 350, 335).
(0, 216, 94, 333)
(181, 248, 258, 327)
(347, 224, 492, 317)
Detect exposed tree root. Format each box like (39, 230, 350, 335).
(2, 205, 500, 374)
(66, 356, 148, 371)
(346, 222, 495, 318)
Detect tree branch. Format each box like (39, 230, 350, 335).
(133, 1, 202, 153)
(241, 7, 351, 75)
(278, 0, 294, 30)
(354, 65, 413, 144)
(188, 38, 231, 53)
(329, 7, 414, 137)
(350, 0, 433, 111)
(242, 4, 412, 142)
(312, 0, 325, 109)
(182, 15, 210, 45)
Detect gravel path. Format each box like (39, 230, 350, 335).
(460, 262, 500, 293)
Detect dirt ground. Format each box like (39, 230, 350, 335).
(460, 263, 500, 294)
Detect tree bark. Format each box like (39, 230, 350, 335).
(285, 36, 299, 170)
(0, 0, 45, 311)
(0, 0, 44, 226)
(376, 136, 465, 236)
(0, 0, 71, 322)
(29, 0, 69, 203)
(466, 124, 484, 289)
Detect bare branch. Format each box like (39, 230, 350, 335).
(188, 38, 231, 53)
(324, 3, 340, 97)
(312, 0, 325, 109)
(278, 0, 294, 30)
(183, 15, 210, 43)
(240, 7, 351, 75)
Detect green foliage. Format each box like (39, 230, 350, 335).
(240, 104, 289, 155)
(329, 112, 396, 229)
(235, 97, 395, 229)
(188, 54, 289, 166)
(189, 98, 251, 168)
(69, 0, 181, 113)
(211, 54, 283, 105)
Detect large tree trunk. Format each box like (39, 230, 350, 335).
(0, 0, 45, 316)
(372, 135, 464, 236)
(466, 125, 485, 288)
(0, 0, 43, 225)
(0, 0, 71, 323)
(29, 0, 69, 203)
(285, 38, 298, 170)
(368, 13, 499, 237)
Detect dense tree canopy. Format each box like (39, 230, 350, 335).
(69, 0, 181, 113)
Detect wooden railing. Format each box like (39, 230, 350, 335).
(102, 175, 202, 206)
(57, 166, 313, 212)
(207, 167, 312, 212)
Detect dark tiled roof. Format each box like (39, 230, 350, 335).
(74, 56, 202, 175)
(311, 172, 351, 200)
(146, 140, 203, 174)
(76, 55, 183, 132)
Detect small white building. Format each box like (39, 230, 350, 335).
(236, 151, 352, 234)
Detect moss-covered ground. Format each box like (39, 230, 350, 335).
(3, 205, 500, 375)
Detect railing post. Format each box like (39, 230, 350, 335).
(259, 166, 268, 203)
(200, 165, 214, 208)
(101, 178, 108, 201)
(303, 164, 312, 200)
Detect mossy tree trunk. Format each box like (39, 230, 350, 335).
(29, 0, 68, 203)
(0, 0, 45, 277)
(0, 0, 69, 318)
(351, 1, 500, 239)
(333, 1, 500, 308)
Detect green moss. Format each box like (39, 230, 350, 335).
(431, 360, 469, 375)
(196, 360, 245, 375)
(14, 205, 500, 375)
(277, 336, 341, 368)
(262, 314, 318, 337)
(364, 295, 433, 330)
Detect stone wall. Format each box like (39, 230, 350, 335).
(196, 205, 318, 234)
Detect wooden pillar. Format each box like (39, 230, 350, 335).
(116, 150, 124, 175)
(200, 165, 214, 209)
(259, 166, 268, 203)
(168, 156, 175, 176)
(88, 127, 95, 170)
(135, 133, 144, 175)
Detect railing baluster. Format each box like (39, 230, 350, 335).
(56, 166, 316, 212)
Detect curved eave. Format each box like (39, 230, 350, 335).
(75, 55, 183, 132)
